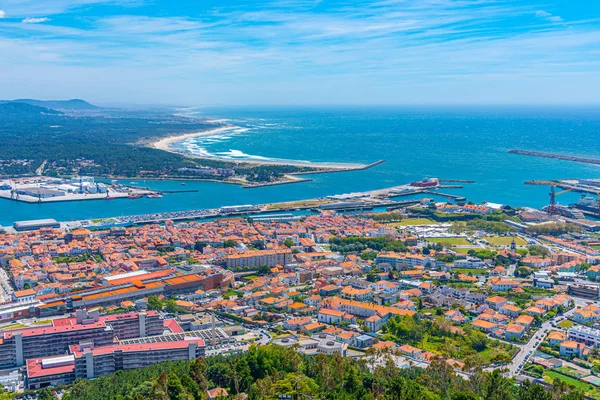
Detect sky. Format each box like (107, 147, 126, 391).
(0, 0, 599, 106)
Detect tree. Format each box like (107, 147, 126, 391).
(223, 239, 236, 248)
(37, 388, 57, 400)
(283, 238, 295, 248)
(194, 241, 208, 252)
(148, 295, 163, 311)
(165, 298, 179, 314)
(257, 264, 271, 275)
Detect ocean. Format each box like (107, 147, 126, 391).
(1, 106, 599, 226)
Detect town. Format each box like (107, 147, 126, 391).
(1, 196, 600, 398)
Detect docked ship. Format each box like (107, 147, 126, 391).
(410, 177, 439, 188)
(128, 194, 142, 199)
(146, 193, 163, 198)
(571, 195, 600, 217)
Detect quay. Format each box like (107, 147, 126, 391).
(423, 190, 467, 201)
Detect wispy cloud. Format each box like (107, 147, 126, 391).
(0, 10, 6, 18)
(0, 0, 598, 105)
(535, 10, 563, 23)
(22, 17, 50, 24)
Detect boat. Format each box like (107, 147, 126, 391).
(181, 182, 186, 186)
(146, 193, 163, 199)
(570, 195, 600, 217)
(410, 177, 439, 188)
(128, 194, 142, 199)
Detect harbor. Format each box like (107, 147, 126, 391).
(2, 177, 473, 232)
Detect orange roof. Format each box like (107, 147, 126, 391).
(472, 320, 496, 329)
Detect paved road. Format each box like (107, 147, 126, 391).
(509, 308, 575, 376)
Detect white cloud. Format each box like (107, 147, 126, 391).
(22, 17, 50, 24)
(0, 10, 6, 18)
(535, 10, 563, 23)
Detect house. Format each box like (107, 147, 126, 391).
(505, 323, 526, 340)
(560, 341, 587, 358)
(472, 319, 497, 333)
(355, 335, 375, 349)
(547, 331, 566, 346)
(525, 306, 546, 318)
(485, 296, 508, 310)
(490, 278, 520, 292)
(588, 265, 600, 281)
(398, 344, 424, 359)
(284, 317, 312, 331)
(515, 315, 534, 328)
(207, 388, 229, 399)
(318, 308, 346, 325)
(499, 304, 521, 318)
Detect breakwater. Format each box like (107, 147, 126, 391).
(509, 150, 600, 166)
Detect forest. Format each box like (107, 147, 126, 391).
(51, 344, 584, 400)
(0, 102, 315, 181)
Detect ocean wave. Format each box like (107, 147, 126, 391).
(216, 149, 274, 161)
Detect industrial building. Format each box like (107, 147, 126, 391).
(13, 219, 61, 232)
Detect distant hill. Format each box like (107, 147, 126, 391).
(0, 99, 100, 111)
(0, 102, 64, 119)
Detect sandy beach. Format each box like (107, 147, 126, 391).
(151, 126, 366, 169)
(153, 125, 237, 152)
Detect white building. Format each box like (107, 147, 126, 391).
(568, 325, 600, 347)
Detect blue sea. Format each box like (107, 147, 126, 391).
(1, 106, 599, 226)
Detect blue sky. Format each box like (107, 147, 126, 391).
(0, 0, 599, 105)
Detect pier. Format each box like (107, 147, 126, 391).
(439, 179, 475, 183)
(423, 191, 467, 201)
(509, 149, 600, 166)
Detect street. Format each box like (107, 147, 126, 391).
(508, 307, 575, 376)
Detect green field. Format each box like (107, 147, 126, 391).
(454, 268, 486, 275)
(592, 245, 600, 251)
(388, 218, 435, 226)
(485, 236, 527, 246)
(426, 237, 471, 246)
(558, 320, 575, 329)
(452, 247, 477, 254)
(544, 370, 597, 395)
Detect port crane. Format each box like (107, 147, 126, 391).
(546, 186, 572, 215)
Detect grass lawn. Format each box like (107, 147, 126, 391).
(558, 320, 575, 329)
(485, 236, 527, 246)
(592, 245, 600, 251)
(454, 268, 486, 275)
(544, 370, 597, 395)
(452, 247, 476, 254)
(388, 218, 435, 226)
(33, 319, 52, 325)
(426, 237, 471, 245)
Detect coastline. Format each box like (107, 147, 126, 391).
(152, 125, 237, 153)
(151, 126, 366, 170)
